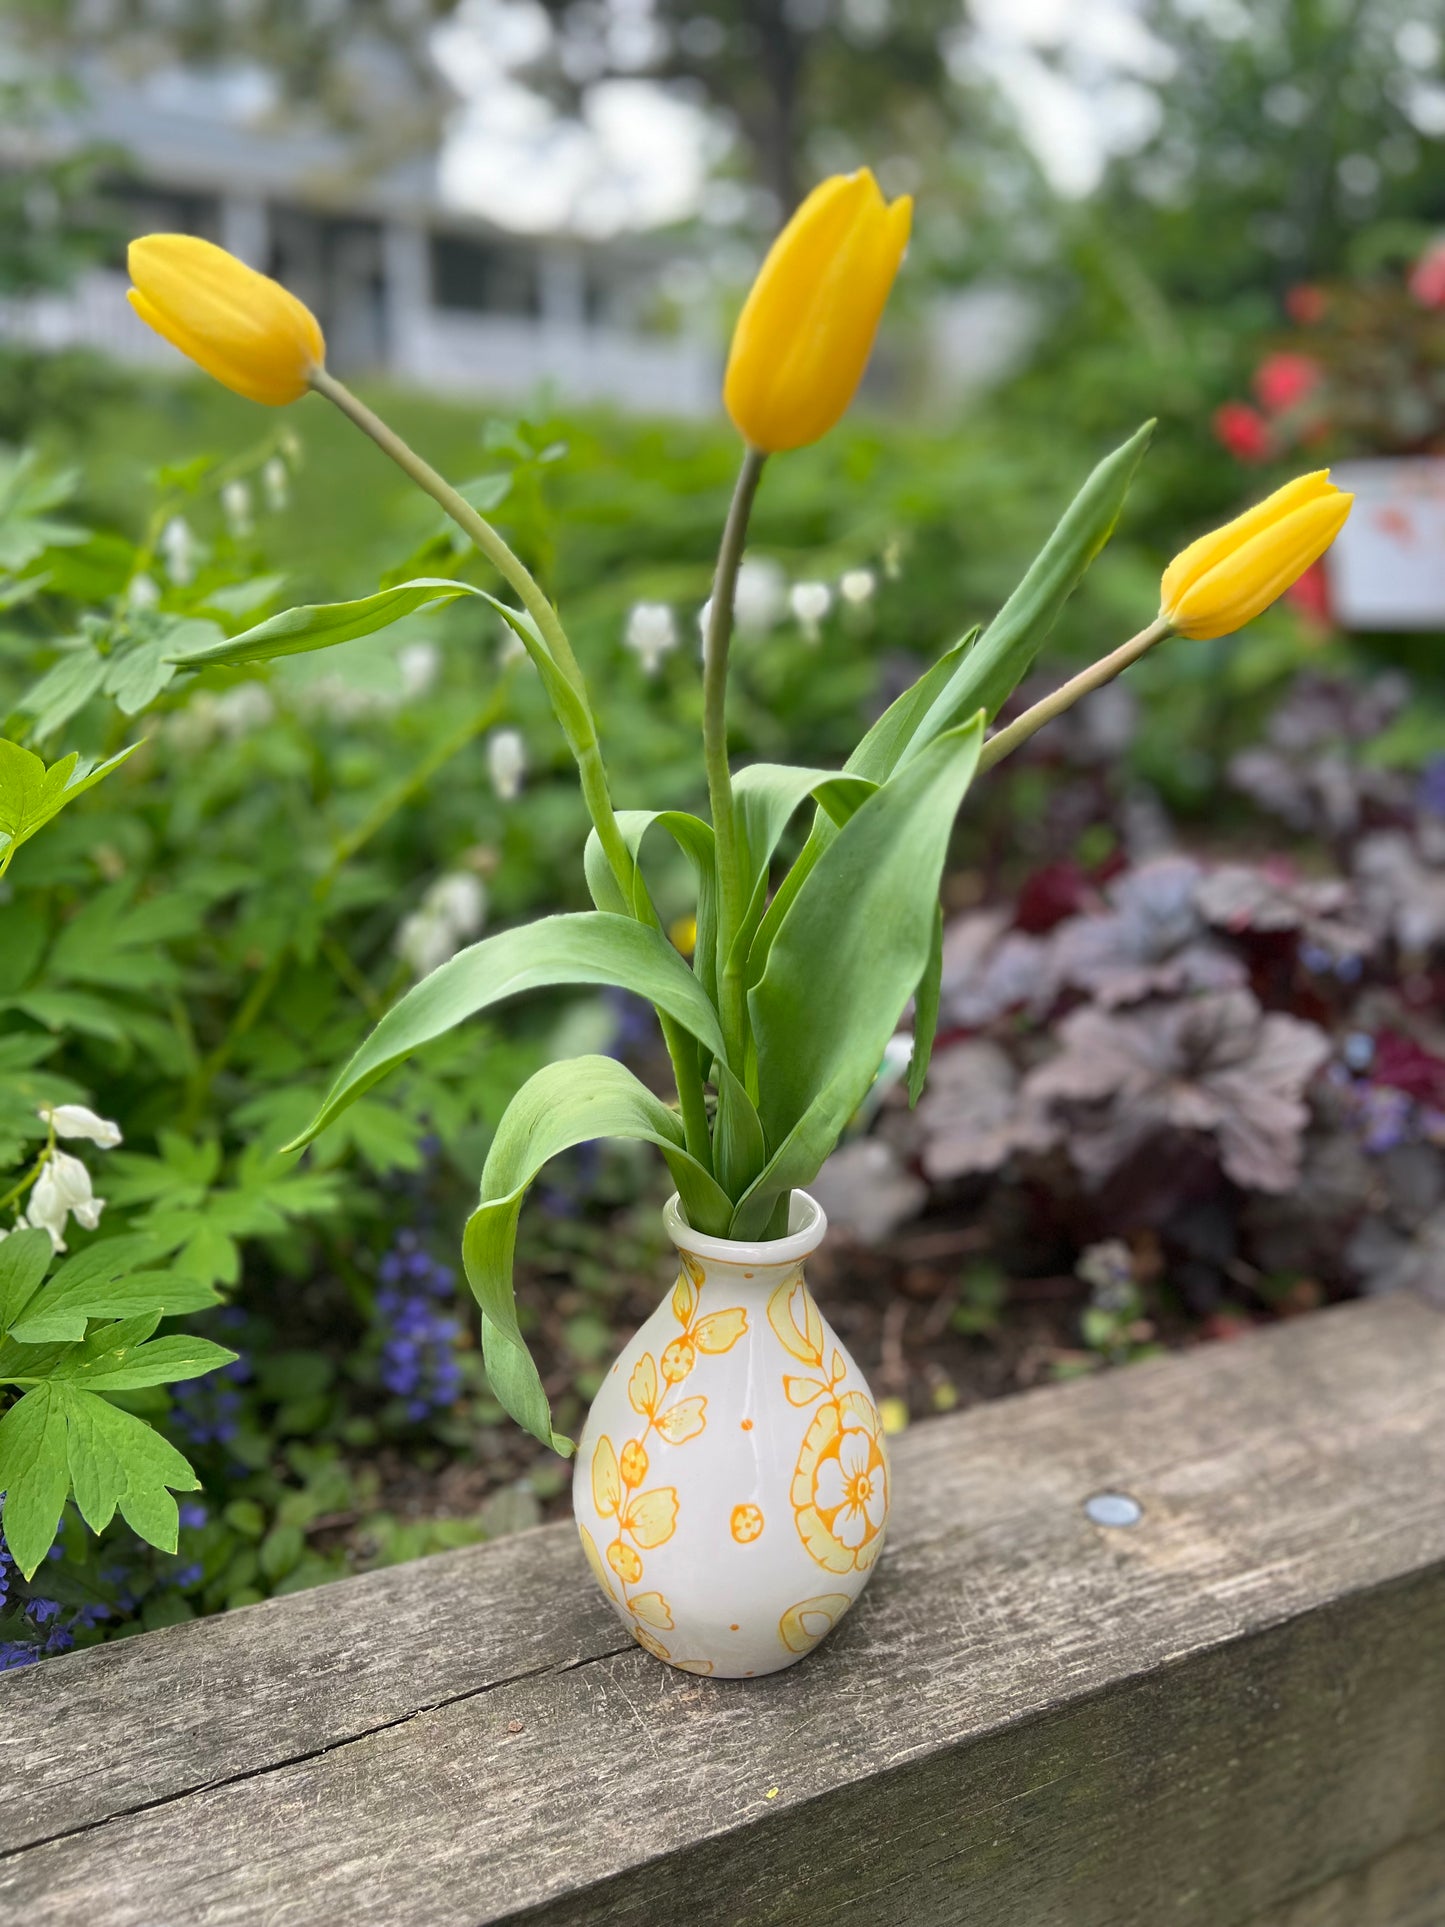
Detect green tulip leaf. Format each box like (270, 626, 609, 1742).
(462, 1056, 732, 1453)
(166, 578, 481, 665)
(734, 715, 984, 1237)
(584, 809, 717, 1004)
(728, 762, 876, 975)
(287, 913, 730, 1150)
(903, 419, 1155, 760)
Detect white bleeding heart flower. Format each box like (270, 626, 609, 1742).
(733, 557, 787, 635)
(160, 516, 196, 585)
(221, 479, 254, 537)
(398, 641, 441, 700)
(624, 603, 679, 676)
(423, 872, 486, 938)
(262, 455, 290, 511)
(27, 1151, 105, 1253)
(840, 568, 876, 606)
(39, 1104, 123, 1148)
(789, 580, 833, 641)
(487, 729, 527, 802)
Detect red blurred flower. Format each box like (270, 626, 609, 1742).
(1409, 240, 1445, 309)
(1015, 861, 1092, 934)
(1372, 1030, 1445, 1105)
(1285, 283, 1328, 326)
(1213, 401, 1272, 464)
(1284, 560, 1331, 627)
(1253, 351, 1322, 415)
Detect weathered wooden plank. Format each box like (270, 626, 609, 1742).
(2, 1295, 1443, 1927)
(1247, 1828, 1445, 1927)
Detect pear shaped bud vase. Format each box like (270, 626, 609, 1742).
(573, 1190, 889, 1678)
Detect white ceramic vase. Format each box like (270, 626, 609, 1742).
(572, 1190, 889, 1678)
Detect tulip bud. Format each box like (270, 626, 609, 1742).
(724, 170, 912, 453)
(1160, 471, 1353, 641)
(127, 235, 325, 406)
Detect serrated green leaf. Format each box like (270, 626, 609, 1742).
(18, 645, 106, 740)
(0, 739, 143, 874)
(0, 1383, 69, 1577)
(10, 1238, 220, 1343)
(102, 635, 178, 715)
(288, 912, 729, 1150)
(0, 1228, 54, 1334)
(462, 1055, 732, 1454)
(38, 1331, 237, 1392)
(60, 1385, 199, 1544)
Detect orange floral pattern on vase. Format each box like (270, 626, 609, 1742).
(768, 1270, 889, 1575)
(779, 1592, 855, 1655)
(588, 1250, 749, 1665)
(730, 1503, 765, 1543)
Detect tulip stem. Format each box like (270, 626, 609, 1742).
(311, 370, 714, 1171)
(703, 447, 767, 1065)
(309, 370, 640, 894)
(977, 617, 1172, 775)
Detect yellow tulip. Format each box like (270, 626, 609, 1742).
(1160, 470, 1353, 640)
(723, 170, 912, 453)
(127, 235, 325, 406)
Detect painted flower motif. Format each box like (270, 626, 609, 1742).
(661, 1338, 696, 1383)
(779, 1593, 854, 1655)
(790, 1391, 889, 1574)
(730, 1503, 765, 1543)
(620, 1439, 649, 1487)
(814, 1427, 887, 1549)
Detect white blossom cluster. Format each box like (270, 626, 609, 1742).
(0, 1105, 124, 1253)
(625, 551, 883, 673)
(395, 872, 488, 980)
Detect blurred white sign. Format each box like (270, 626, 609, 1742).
(1330, 459, 1445, 631)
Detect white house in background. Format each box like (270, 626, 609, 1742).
(0, 74, 720, 416)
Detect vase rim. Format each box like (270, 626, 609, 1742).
(662, 1190, 827, 1268)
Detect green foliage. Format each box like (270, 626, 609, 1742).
(0, 1229, 235, 1576)
(0, 740, 141, 879)
(293, 913, 730, 1147)
(462, 1055, 731, 1451)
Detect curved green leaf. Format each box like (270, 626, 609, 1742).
(287, 912, 729, 1150)
(729, 763, 875, 975)
(462, 1056, 732, 1453)
(169, 576, 596, 758)
(902, 419, 1155, 761)
(740, 636, 977, 987)
(734, 715, 985, 1237)
(584, 809, 718, 1008)
(168, 578, 479, 665)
